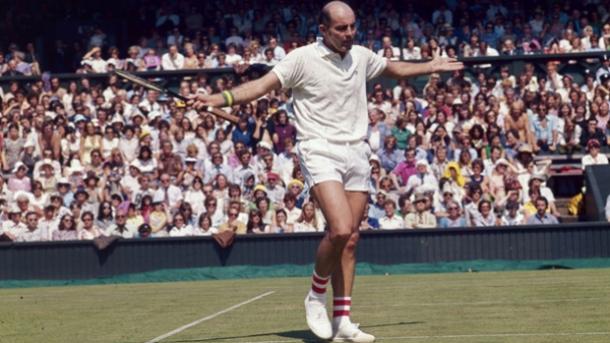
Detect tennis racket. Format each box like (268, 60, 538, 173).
(114, 69, 241, 124)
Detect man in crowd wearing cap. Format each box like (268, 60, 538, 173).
(582, 139, 609, 169)
(404, 194, 437, 229)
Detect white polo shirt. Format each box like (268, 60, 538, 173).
(272, 40, 387, 143)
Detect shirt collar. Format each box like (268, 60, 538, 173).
(316, 39, 342, 59)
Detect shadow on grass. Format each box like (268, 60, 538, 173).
(169, 321, 423, 343)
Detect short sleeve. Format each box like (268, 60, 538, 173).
(271, 49, 304, 89)
(363, 47, 388, 81)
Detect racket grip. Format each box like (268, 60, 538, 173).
(166, 90, 189, 102)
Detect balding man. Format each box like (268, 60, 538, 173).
(193, 2, 462, 341)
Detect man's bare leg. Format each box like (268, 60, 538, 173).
(305, 183, 374, 342)
(304, 181, 356, 340)
(311, 181, 358, 277)
(331, 191, 368, 297)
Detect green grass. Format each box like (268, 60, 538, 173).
(1, 269, 610, 343)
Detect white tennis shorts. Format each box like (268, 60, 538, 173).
(296, 138, 371, 192)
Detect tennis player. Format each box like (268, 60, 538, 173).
(192, 2, 463, 341)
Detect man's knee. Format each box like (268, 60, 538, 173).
(344, 232, 360, 251)
(328, 224, 353, 246)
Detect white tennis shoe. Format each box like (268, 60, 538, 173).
(304, 292, 332, 340)
(331, 321, 375, 343)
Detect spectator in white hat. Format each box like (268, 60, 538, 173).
(404, 159, 438, 194)
(8, 162, 31, 192)
(404, 193, 437, 229)
(1, 205, 27, 240)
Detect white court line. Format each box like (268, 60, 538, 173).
(145, 290, 275, 343)
(237, 331, 610, 343)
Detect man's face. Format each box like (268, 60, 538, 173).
(535, 200, 547, 216)
(26, 214, 38, 230)
(240, 152, 251, 165)
(406, 151, 416, 164)
(320, 6, 356, 55)
(384, 203, 394, 216)
(116, 213, 127, 225)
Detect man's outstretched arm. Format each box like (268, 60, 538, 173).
(382, 55, 464, 79)
(191, 71, 282, 109)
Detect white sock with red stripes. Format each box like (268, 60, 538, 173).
(309, 271, 330, 301)
(332, 296, 352, 327)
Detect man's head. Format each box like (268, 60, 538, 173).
(414, 194, 427, 213)
(168, 45, 178, 56)
(383, 199, 396, 217)
(447, 201, 460, 219)
(535, 196, 548, 217)
(319, 1, 356, 56)
(25, 212, 38, 231)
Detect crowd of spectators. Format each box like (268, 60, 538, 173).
(1, 1, 610, 242)
(2, 1, 610, 75)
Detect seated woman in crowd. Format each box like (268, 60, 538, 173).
(78, 211, 102, 240)
(169, 212, 194, 237)
(193, 214, 218, 236)
(271, 209, 292, 233)
(293, 202, 319, 233)
(96, 201, 115, 232)
(53, 214, 78, 241)
(246, 210, 269, 234)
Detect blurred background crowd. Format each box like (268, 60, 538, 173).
(1, 0, 610, 242)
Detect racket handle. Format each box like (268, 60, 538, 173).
(164, 89, 239, 124)
(166, 89, 189, 102)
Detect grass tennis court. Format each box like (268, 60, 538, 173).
(1, 268, 610, 343)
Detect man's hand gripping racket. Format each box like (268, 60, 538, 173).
(114, 70, 240, 124)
